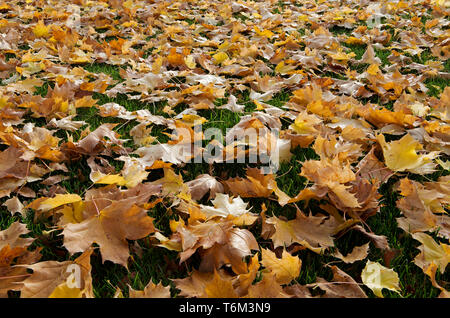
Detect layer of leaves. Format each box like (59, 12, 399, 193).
(0, 0, 449, 298)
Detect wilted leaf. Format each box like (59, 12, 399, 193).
(128, 282, 171, 298)
(412, 233, 449, 274)
(21, 249, 93, 298)
(63, 200, 156, 267)
(332, 243, 370, 264)
(311, 266, 367, 298)
(361, 261, 401, 297)
(261, 248, 301, 285)
(377, 134, 439, 174)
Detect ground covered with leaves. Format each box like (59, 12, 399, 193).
(0, 0, 449, 298)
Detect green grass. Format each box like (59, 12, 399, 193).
(425, 77, 450, 98)
(83, 63, 123, 82)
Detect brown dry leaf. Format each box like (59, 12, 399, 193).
(395, 178, 449, 239)
(283, 283, 314, 298)
(222, 167, 291, 206)
(352, 225, 390, 250)
(48, 116, 86, 132)
(234, 253, 260, 297)
(172, 270, 214, 298)
(222, 169, 273, 198)
(174, 219, 258, 274)
(0, 248, 42, 297)
(312, 135, 362, 163)
(63, 200, 156, 267)
(359, 44, 381, 65)
(2, 196, 25, 216)
(0, 222, 34, 250)
(0, 221, 39, 297)
(332, 243, 370, 264)
(128, 282, 171, 298)
(172, 268, 239, 298)
(185, 174, 224, 201)
(300, 158, 361, 209)
(245, 273, 289, 298)
(356, 147, 394, 186)
(264, 209, 337, 253)
(1, 0, 448, 299)
(421, 262, 449, 298)
(422, 176, 450, 214)
(311, 266, 367, 298)
(218, 95, 245, 113)
(134, 143, 193, 166)
(260, 248, 301, 285)
(67, 124, 125, 156)
(20, 249, 93, 298)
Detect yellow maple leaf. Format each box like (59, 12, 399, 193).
(0, 92, 11, 109)
(49, 283, 82, 298)
(361, 261, 401, 297)
(60, 201, 85, 224)
(254, 26, 274, 38)
(180, 114, 207, 126)
(367, 64, 380, 76)
(33, 20, 49, 37)
(38, 194, 82, 212)
(204, 270, 238, 298)
(152, 56, 164, 73)
(274, 61, 297, 74)
(289, 111, 321, 135)
(91, 172, 127, 186)
(346, 36, 365, 45)
(377, 133, 439, 174)
(412, 233, 450, 274)
(212, 51, 229, 65)
(329, 51, 355, 61)
(261, 248, 301, 285)
(184, 55, 196, 69)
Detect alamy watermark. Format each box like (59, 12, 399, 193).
(66, 264, 81, 289)
(366, 0, 447, 29)
(160, 120, 289, 174)
(366, 1, 385, 29)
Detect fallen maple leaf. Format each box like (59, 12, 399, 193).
(2, 196, 25, 216)
(311, 265, 367, 298)
(263, 209, 337, 253)
(222, 167, 291, 206)
(128, 282, 171, 298)
(0, 222, 34, 250)
(361, 260, 401, 298)
(63, 200, 156, 267)
(377, 133, 439, 174)
(20, 249, 93, 298)
(245, 273, 289, 298)
(261, 248, 301, 285)
(34, 193, 82, 212)
(412, 232, 449, 275)
(332, 243, 370, 264)
(185, 174, 224, 201)
(173, 218, 258, 274)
